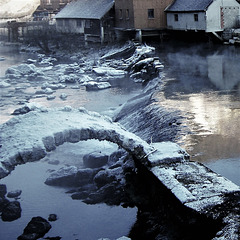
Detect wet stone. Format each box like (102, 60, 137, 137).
(1, 200, 22, 222)
(17, 216, 51, 240)
(7, 189, 22, 198)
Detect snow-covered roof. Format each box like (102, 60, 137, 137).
(165, 0, 213, 12)
(55, 0, 114, 20)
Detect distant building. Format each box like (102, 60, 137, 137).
(55, 0, 115, 43)
(114, 0, 174, 41)
(165, 0, 240, 33)
(33, 0, 72, 21)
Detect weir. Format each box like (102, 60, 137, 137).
(0, 106, 239, 239)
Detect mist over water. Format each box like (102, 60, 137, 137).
(155, 42, 240, 186)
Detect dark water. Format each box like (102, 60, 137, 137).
(155, 42, 240, 186)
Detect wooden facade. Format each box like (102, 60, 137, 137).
(115, 0, 174, 30)
(55, 0, 115, 44)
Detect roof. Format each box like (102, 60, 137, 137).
(55, 0, 114, 19)
(165, 0, 213, 12)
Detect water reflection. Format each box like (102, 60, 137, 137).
(156, 43, 240, 185)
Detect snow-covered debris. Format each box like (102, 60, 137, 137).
(93, 67, 126, 78)
(85, 81, 111, 91)
(0, 80, 11, 88)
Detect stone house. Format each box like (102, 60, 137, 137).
(165, 0, 240, 33)
(114, 0, 174, 41)
(55, 0, 115, 43)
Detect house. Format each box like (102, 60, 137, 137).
(54, 0, 115, 43)
(165, 0, 240, 34)
(33, 0, 72, 21)
(114, 0, 174, 41)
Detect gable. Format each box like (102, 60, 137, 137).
(55, 0, 114, 20)
(165, 0, 213, 12)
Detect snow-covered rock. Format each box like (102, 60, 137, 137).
(83, 152, 109, 168)
(93, 67, 126, 78)
(0, 81, 11, 88)
(85, 81, 111, 91)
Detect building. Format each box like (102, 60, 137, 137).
(114, 0, 174, 41)
(165, 0, 240, 33)
(55, 0, 115, 43)
(33, 0, 72, 21)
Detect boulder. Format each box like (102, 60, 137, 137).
(0, 184, 7, 197)
(0, 81, 11, 88)
(17, 216, 51, 240)
(85, 81, 111, 91)
(83, 152, 109, 168)
(75, 168, 97, 186)
(7, 189, 22, 198)
(59, 93, 68, 100)
(1, 200, 22, 221)
(44, 166, 78, 187)
(48, 214, 58, 222)
(93, 67, 126, 78)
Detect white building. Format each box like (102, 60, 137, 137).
(165, 0, 240, 33)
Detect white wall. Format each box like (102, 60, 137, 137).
(167, 12, 206, 31)
(206, 0, 240, 32)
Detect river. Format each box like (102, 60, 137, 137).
(0, 41, 240, 239)
(155, 41, 240, 186)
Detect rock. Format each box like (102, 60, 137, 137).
(0, 81, 11, 88)
(1, 200, 22, 221)
(93, 67, 126, 78)
(59, 93, 68, 100)
(7, 189, 22, 198)
(59, 74, 78, 83)
(45, 166, 78, 187)
(93, 170, 117, 188)
(48, 214, 57, 222)
(75, 168, 97, 186)
(85, 81, 111, 91)
(108, 149, 127, 165)
(17, 216, 51, 240)
(41, 82, 66, 90)
(83, 152, 109, 168)
(12, 106, 31, 115)
(47, 95, 56, 101)
(0, 196, 9, 212)
(0, 184, 7, 197)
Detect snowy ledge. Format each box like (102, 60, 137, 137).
(0, 105, 239, 239)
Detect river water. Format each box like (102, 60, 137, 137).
(155, 41, 240, 186)
(0, 41, 240, 239)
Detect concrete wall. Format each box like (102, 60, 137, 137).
(167, 12, 206, 31)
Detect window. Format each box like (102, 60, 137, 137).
(194, 14, 198, 22)
(148, 9, 154, 19)
(174, 14, 178, 21)
(119, 9, 123, 19)
(77, 19, 82, 27)
(85, 20, 91, 28)
(57, 19, 63, 27)
(126, 9, 129, 19)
